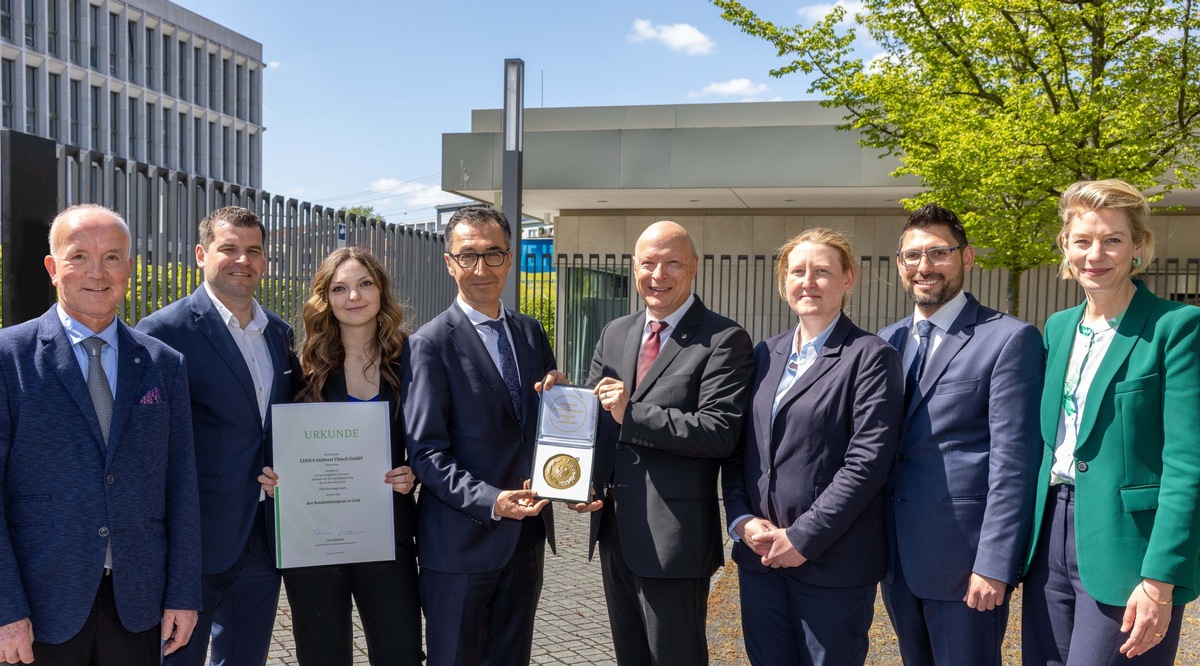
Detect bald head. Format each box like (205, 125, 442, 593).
(48, 204, 130, 255)
(44, 204, 133, 333)
(633, 221, 698, 320)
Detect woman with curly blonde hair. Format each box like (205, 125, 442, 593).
(260, 246, 423, 665)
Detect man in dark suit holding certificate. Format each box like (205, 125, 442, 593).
(576, 220, 755, 665)
(404, 206, 563, 666)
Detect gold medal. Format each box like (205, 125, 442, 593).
(543, 454, 581, 490)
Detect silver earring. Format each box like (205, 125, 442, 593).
(1132, 256, 1143, 268)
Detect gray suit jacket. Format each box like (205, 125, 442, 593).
(586, 297, 754, 578)
(879, 293, 1044, 599)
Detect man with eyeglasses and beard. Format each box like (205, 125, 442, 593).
(878, 204, 1044, 666)
(404, 206, 564, 666)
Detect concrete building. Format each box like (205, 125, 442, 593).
(1, 0, 263, 187)
(441, 100, 1200, 263)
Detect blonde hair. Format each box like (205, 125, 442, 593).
(775, 227, 857, 307)
(1057, 179, 1156, 280)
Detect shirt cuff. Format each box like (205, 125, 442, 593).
(728, 514, 755, 541)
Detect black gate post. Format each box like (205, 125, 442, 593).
(1, 130, 58, 326)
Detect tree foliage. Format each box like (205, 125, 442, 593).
(339, 205, 386, 224)
(714, 0, 1200, 314)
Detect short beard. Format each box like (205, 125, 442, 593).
(904, 273, 962, 310)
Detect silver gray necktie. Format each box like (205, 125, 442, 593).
(81, 337, 113, 445)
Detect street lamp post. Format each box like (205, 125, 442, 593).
(501, 58, 524, 310)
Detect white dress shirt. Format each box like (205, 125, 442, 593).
(902, 290, 969, 375)
(204, 281, 274, 425)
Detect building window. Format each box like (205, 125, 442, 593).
(178, 110, 185, 166)
(127, 19, 138, 81)
(89, 85, 99, 148)
(22, 0, 33, 48)
(236, 63, 245, 120)
(127, 96, 136, 158)
(222, 124, 230, 180)
(177, 40, 186, 99)
(207, 52, 216, 111)
(222, 57, 230, 115)
(161, 105, 168, 166)
(249, 67, 259, 124)
(69, 0, 79, 63)
(113, 91, 122, 156)
(207, 119, 215, 176)
(24, 65, 36, 133)
(108, 13, 118, 76)
(88, 5, 98, 69)
(236, 128, 244, 183)
(193, 46, 200, 104)
(162, 33, 170, 93)
(1, 59, 13, 129)
(145, 27, 153, 89)
(146, 101, 155, 163)
(249, 132, 259, 186)
(0, 0, 11, 42)
(69, 78, 79, 143)
(48, 72, 59, 140)
(193, 115, 200, 172)
(47, 0, 58, 56)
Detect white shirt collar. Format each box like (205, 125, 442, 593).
(203, 282, 267, 332)
(456, 295, 508, 325)
(913, 289, 969, 332)
(644, 293, 696, 331)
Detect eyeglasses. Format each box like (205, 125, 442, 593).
(897, 243, 967, 267)
(448, 250, 510, 268)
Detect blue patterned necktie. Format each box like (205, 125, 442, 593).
(905, 320, 934, 408)
(81, 337, 113, 446)
(483, 319, 523, 425)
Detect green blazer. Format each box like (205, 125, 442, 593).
(1023, 281, 1200, 605)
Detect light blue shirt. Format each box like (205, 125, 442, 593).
(771, 317, 838, 423)
(56, 305, 119, 398)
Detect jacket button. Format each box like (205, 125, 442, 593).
(106, 475, 115, 485)
(98, 527, 109, 537)
(1076, 461, 1088, 473)
(765, 469, 772, 478)
(897, 454, 908, 462)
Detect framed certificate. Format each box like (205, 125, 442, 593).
(531, 385, 598, 503)
(271, 402, 396, 568)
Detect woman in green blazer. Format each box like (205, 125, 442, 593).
(1022, 179, 1200, 665)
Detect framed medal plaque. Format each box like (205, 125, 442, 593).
(531, 385, 598, 502)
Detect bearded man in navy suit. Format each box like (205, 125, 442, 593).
(0, 204, 200, 665)
(879, 204, 1044, 666)
(404, 206, 563, 666)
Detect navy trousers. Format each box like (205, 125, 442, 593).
(1022, 484, 1185, 666)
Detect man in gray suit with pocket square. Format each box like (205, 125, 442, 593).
(574, 220, 754, 665)
(878, 204, 1044, 665)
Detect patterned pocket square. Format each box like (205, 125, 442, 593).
(139, 387, 163, 405)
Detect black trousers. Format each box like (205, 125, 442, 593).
(283, 543, 424, 665)
(32, 572, 161, 666)
(598, 502, 710, 666)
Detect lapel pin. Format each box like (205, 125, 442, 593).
(134, 358, 141, 364)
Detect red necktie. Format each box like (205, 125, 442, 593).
(637, 321, 668, 384)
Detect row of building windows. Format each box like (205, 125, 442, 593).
(2, 58, 259, 184)
(1, 0, 261, 125)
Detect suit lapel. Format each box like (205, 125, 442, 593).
(446, 305, 521, 426)
(39, 310, 106, 452)
(1075, 283, 1153, 447)
(505, 310, 539, 427)
(632, 299, 705, 401)
(773, 314, 850, 421)
(105, 322, 147, 456)
(191, 286, 258, 410)
(621, 314, 643, 392)
(906, 298, 978, 418)
(1041, 305, 1082, 447)
(756, 331, 792, 448)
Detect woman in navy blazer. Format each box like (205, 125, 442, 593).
(1022, 180, 1200, 665)
(260, 248, 423, 665)
(722, 227, 904, 665)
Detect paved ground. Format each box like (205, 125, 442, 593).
(264, 509, 624, 665)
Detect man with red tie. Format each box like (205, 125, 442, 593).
(574, 221, 755, 665)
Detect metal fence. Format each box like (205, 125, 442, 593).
(547, 253, 1200, 383)
(58, 148, 457, 330)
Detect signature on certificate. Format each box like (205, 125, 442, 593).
(314, 526, 368, 537)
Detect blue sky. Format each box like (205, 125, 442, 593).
(187, 1, 866, 224)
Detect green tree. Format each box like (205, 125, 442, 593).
(339, 205, 386, 225)
(715, 0, 1200, 315)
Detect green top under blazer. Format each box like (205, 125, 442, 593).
(1023, 281, 1200, 606)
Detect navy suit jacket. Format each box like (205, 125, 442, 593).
(137, 284, 294, 575)
(0, 307, 200, 643)
(404, 303, 555, 574)
(723, 314, 902, 586)
(587, 298, 754, 579)
(879, 293, 1043, 599)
